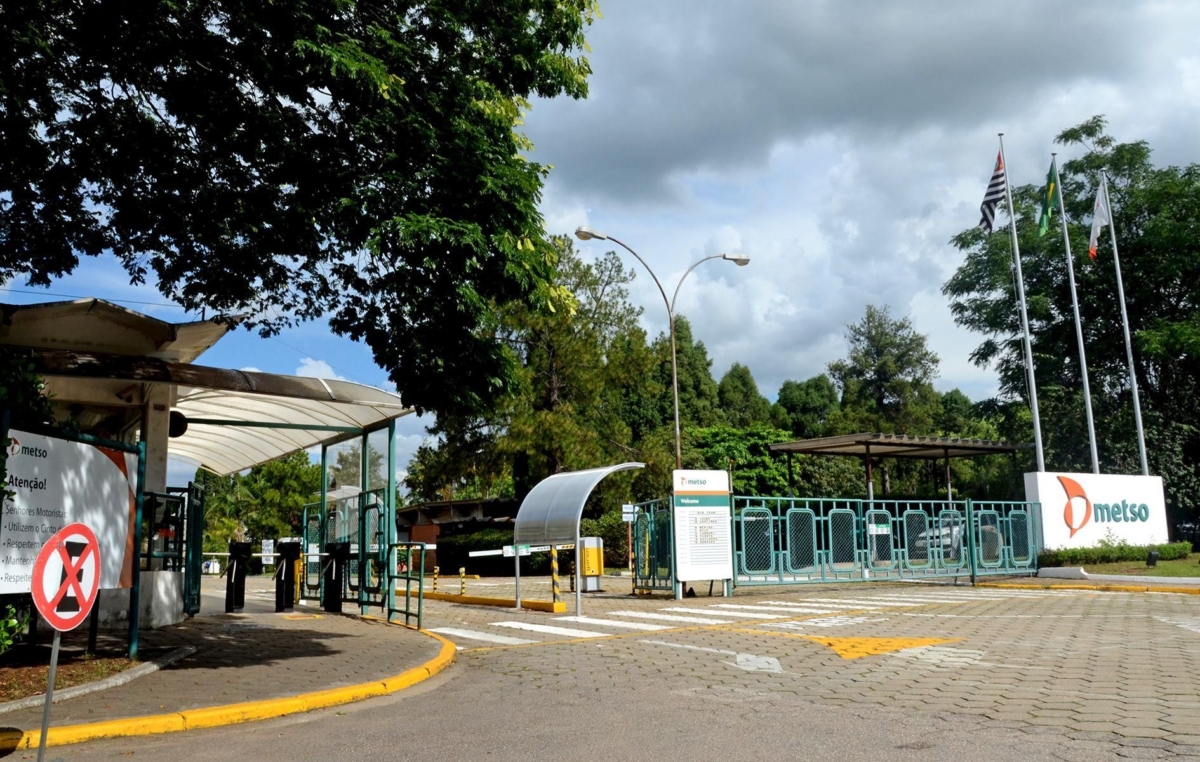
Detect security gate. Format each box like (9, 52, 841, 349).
(732, 497, 1039, 585)
(632, 498, 674, 593)
(300, 487, 390, 608)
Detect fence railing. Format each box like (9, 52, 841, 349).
(632, 498, 674, 593)
(388, 542, 426, 628)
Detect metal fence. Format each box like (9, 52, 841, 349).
(732, 496, 1039, 585)
(632, 498, 674, 593)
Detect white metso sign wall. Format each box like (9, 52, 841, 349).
(1024, 471, 1170, 550)
(2, 430, 138, 595)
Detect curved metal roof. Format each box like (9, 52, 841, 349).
(170, 381, 412, 476)
(513, 463, 645, 546)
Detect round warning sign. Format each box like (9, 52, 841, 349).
(31, 523, 102, 632)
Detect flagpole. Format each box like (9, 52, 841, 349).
(1101, 169, 1149, 476)
(999, 134, 1046, 472)
(1053, 154, 1100, 474)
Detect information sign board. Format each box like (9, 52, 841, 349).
(2, 429, 137, 595)
(672, 469, 733, 583)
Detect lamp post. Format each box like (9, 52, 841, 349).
(574, 226, 749, 470)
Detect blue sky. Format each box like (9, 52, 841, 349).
(6, 1, 1200, 486)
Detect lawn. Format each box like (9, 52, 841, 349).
(1083, 553, 1200, 577)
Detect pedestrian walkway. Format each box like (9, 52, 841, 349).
(0, 611, 442, 731)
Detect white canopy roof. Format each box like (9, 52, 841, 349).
(169, 378, 412, 476)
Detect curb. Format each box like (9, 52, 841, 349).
(979, 581, 1200, 595)
(0, 629, 455, 751)
(0, 645, 198, 716)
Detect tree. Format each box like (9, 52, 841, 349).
(684, 424, 863, 497)
(943, 117, 1200, 526)
(655, 316, 723, 428)
(717, 363, 772, 428)
(772, 374, 839, 437)
(1, 1, 598, 416)
(827, 305, 941, 434)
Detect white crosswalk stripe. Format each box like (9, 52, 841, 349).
(429, 627, 539, 645)
(608, 611, 732, 625)
(709, 603, 853, 615)
(664, 606, 788, 619)
(556, 616, 669, 631)
(773, 598, 919, 608)
(491, 621, 610, 638)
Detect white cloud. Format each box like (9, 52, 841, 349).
(240, 366, 262, 373)
(295, 357, 347, 381)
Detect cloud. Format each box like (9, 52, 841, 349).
(541, 2, 1200, 403)
(295, 357, 347, 381)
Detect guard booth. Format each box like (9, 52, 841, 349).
(631, 433, 1043, 594)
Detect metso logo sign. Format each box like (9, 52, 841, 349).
(1058, 475, 1151, 538)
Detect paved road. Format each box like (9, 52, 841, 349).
(45, 583, 1200, 761)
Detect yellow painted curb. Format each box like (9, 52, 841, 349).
(1, 629, 455, 752)
(420, 590, 567, 612)
(979, 582, 1200, 595)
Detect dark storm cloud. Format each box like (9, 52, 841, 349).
(527, 1, 1182, 201)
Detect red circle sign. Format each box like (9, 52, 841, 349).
(31, 523, 102, 632)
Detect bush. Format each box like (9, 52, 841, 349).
(581, 510, 631, 568)
(1038, 541, 1192, 567)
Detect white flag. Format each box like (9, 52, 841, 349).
(1087, 181, 1111, 259)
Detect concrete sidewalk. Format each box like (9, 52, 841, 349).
(0, 610, 443, 732)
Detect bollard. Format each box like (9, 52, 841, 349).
(459, 567, 466, 596)
(432, 566, 439, 594)
(274, 541, 301, 613)
(551, 546, 561, 604)
(568, 558, 576, 593)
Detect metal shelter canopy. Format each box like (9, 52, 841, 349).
(768, 432, 1023, 460)
(512, 462, 644, 615)
(768, 433, 1026, 500)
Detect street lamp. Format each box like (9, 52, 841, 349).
(574, 226, 750, 470)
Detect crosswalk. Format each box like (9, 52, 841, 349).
(428, 587, 1097, 648)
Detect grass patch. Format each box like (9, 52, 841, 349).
(1083, 553, 1200, 578)
(0, 648, 137, 702)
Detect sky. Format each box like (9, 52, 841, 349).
(5, 1, 1200, 487)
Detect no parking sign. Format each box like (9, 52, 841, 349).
(31, 523, 101, 632)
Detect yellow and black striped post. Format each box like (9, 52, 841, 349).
(432, 565, 439, 594)
(550, 546, 561, 604)
(459, 567, 466, 596)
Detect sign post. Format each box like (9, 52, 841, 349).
(30, 523, 101, 762)
(672, 470, 734, 600)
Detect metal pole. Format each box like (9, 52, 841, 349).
(37, 630, 61, 762)
(129, 440, 146, 659)
(1054, 154, 1100, 474)
(1102, 170, 1149, 475)
(575, 531, 583, 615)
(944, 448, 952, 502)
(999, 134, 1046, 472)
(513, 552, 521, 609)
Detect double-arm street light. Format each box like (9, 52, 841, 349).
(574, 226, 750, 470)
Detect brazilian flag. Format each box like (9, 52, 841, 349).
(1037, 161, 1060, 237)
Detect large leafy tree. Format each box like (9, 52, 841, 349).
(654, 316, 723, 428)
(827, 305, 941, 434)
(1, 0, 597, 415)
(943, 116, 1200, 525)
(772, 374, 839, 438)
(717, 363, 772, 428)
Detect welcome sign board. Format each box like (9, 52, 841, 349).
(672, 469, 733, 583)
(2, 429, 138, 595)
(1024, 471, 1170, 550)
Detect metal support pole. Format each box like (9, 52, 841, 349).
(999, 133, 1046, 472)
(786, 452, 795, 497)
(36, 630, 61, 762)
(966, 498, 978, 585)
(1102, 170, 1149, 476)
(551, 546, 561, 604)
(513, 553, 521, 609)
(386, 419, 397, 617)
(575, 531, 583, 615)
(129, 440, 146, 660)
(944, 448, 953, 502)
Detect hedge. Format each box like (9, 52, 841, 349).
(1038, 541, 1192, 567)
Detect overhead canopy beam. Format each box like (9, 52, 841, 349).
(185, 418, 363, 434)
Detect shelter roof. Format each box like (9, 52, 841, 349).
(0, 298, 231, 363)
(768, 432, 1023, 460)
(513, 463, 645, 546)
(27, 348, 413, 476)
